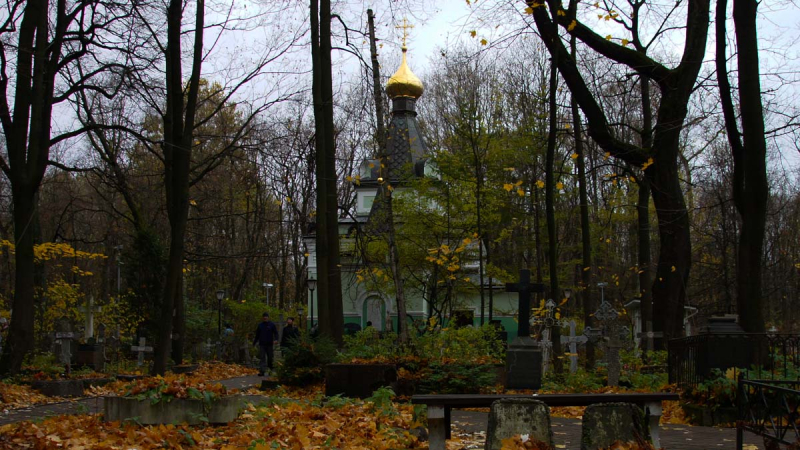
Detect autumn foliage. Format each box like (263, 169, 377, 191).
(0, 394, 424, 449)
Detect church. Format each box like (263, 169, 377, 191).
(304, 41, 521, 340)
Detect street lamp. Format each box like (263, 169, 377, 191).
(307, 277, 317, 328)
(263, 282, 273, 306)
(216, 289, 225, 342)
(597, 282, 608, 303)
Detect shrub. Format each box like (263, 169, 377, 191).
(276, 335, 337, 386)
(415, 363, 499, 394)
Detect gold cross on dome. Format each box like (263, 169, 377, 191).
(395, 18, 414, 48)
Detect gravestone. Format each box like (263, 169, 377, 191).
(54, 318, 77, 374)
(531, 299, 571, 376)
(580, 403, 650, 450)
(106, 326, 120, 366)
(584, 300, 632, 387)
(131, 337, 153, 367)
(485, 399, 553, 450)
(78, 296, 102, 340)
(560, 320, 588, 373)
(505, 269, 545, 389)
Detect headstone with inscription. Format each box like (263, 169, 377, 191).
(505, 269, 546, 389)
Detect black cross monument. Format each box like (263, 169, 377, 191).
(505, 268, 546, 389)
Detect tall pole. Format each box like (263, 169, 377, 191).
(310, 288, 315, 327)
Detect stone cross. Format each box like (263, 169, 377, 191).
(585, 300, 632, 387)
(637, 328, 663, 354)
(131, 337, 153, 367)
(560, 320, 588, 373)
(505, 269, 546, 338)
(96, 323, 106, 344)
(78, 296, 102, 339)
(54, 318, 76, 373)
(531, 299, 568, 375)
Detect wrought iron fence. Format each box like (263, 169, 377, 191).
(736, 378, 800, 449)
(668, 333, 800, 388)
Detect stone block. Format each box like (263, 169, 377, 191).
(485, 399, 553, 450)
(82, 378, 115, 389)
(76, 344, 105, 371)
(580, 402, 650, 450)
(31, 379, 85, 397)
(505, 339, 542, 389)
(103, 395, 248, 425)
(171, 364, 198, 375)
(324, 364, 397, 398)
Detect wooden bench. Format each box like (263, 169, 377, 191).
(411, 392, 679, 450)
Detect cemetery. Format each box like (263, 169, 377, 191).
(0, 0, 799, 448)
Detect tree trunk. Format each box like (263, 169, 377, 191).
(716, 0, 768, 332)
(152, 0, 204, 374)
(0, 184, 38, 374)
(571, 34, 595, 369)
(311, 0, 343, 345)
(545, 50, 562, 373)
(530, 0, 708, 347)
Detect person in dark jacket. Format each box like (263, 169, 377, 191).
(253, 312, 279, 376)
(280, 317, 301, 349)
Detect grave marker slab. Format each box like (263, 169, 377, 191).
(505, 269, 546, 389)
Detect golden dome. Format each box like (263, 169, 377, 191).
(386, 47, 424, 99)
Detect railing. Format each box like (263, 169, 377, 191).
(668, 333, 800, 388)
(736, 378, 800, 449)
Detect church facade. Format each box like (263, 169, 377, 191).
(304, 44, 521, 340)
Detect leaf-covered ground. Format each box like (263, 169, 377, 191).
(0, 398, 424, 449)
(0, 382, 55, 410)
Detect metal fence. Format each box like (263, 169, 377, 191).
(736, 378, 800, 449)
(668, 333, 800, 388)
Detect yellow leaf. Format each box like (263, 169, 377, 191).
(605, 34, 612, 40)
(514, 180, 523, 186)
(557, 9, 566, 16)
(671, 265, 676, 272)
(470, 30, 477, 37)
(189, 199, 197, 206)
(480, 38, 488, 46)
(568, 20, 577, 31)
(503, 183, 514, 192)
(346, 175, 353, 182)
(536, 179, 545, 189)
(524, 6, 534, 13)
(621, 38, 630, 46)
(571, 153, 579, 159)
(642, 157, 654, 170)
(517, 188, 525, 197)
(556, 182, 564, 190)
(604, 151, 611, 160)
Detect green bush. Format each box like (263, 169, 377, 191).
(543, 368, 605, 392)
(276, 335, 338, 386)
(416, 363, 499, 394)
(340, 328, 409, 361)
(412, 325, 505, 364)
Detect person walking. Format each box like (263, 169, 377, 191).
(280, 317, 301, 350)
(252, 312, 279, 376)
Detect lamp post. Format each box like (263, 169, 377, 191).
(263, 282, 273, 306)
(597, 282, 608, 303)
(114, 245, 123, 296)
(307, 277, 317, 329)
(216, 289, 225, 347)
